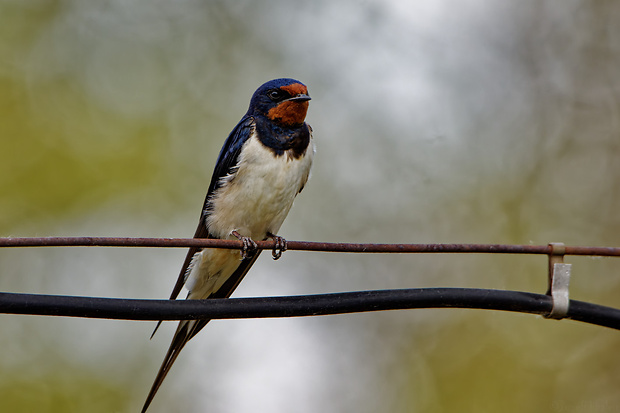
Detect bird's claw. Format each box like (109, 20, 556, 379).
(268, 232, 287, 260)
(232, 231, 258, 260)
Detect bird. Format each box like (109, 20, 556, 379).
(141, 78, 314, 412)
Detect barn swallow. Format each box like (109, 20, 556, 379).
(141, 78, 314, 412)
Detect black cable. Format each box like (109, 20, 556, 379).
(1, 288, 619, 330)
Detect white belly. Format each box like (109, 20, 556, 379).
(185, 132, 314, 299)
(206, 133, 314, 241)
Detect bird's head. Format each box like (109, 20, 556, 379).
(247, 78, 311, 127)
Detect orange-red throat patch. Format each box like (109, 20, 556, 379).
(268, 100, 309, 126)
(267, 83, 310, 126)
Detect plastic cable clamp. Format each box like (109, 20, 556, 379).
(545, 242, 571, 319)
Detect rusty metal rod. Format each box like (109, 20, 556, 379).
(0, 237, 619, 257)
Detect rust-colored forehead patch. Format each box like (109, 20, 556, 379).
(280, 83, 308, 96)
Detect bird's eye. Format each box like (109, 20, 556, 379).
(268, 89, 285, 101)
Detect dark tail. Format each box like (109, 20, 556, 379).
(142, 252, 261, 411)
(149, 321, 163, 340)
(141, 319, 209, 413)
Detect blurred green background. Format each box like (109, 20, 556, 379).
(1, 1, 620, 412)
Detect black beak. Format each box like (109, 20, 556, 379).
(287, 94, 311, 102)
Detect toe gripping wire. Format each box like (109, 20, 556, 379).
(544, 242, 572, 320)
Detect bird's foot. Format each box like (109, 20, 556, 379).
(267, 232, 287, 260)
(232, 230, 258, 260)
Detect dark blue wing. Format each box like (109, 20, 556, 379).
(149, 116, 256, 340)
(144, 117, 260, 407)
(165, 115, 256, 302)
(203, 115, 256, 211)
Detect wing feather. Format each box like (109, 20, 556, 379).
(143, 117, 258, 412)
(149, 116, 255, 336)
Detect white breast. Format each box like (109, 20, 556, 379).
(206, 131, 314, 241)
(184, 130, 313, 298)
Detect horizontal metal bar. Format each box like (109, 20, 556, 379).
(1, 237, 619, 257)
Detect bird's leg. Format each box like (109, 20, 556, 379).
(231, 230, 258, 260)
(267, 232, 287, 260)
